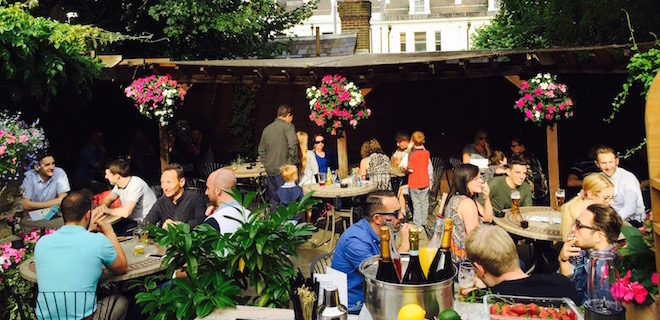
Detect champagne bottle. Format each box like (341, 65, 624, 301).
(389, 224, 402, 279)
(427, 218, 454, 282)
(419, 218, 444, 278)
(376, 226, 400, 283)
(402, 227, 427, 284)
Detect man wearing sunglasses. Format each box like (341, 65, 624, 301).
(331, 190, 411, 313)
(559, 204, 623, 304)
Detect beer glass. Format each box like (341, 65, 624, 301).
(556, 188, 566, 207)
(511, 190, 521, 217)
(458, 262, 475, 296)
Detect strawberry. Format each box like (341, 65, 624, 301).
(490, 304, 500, 315)
(526, 303, 538, 315)
(510, 303, 526, 315)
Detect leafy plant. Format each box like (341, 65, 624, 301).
(227, 84, 257, 155)
(133, 189, 317, 319)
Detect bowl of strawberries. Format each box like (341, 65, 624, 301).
(484, 294, 583, 320)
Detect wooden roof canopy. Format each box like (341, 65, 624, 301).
(102, 43, 652, 86)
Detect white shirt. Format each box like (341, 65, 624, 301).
(299, 150, 319, 186)
(111, 176, 157, 223)
(607, 167, 645, 222)
(205, 200, 249, 235)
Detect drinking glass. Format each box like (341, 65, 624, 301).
(458, 262, 475, 291)
(511, 190, 521, 217)
(556, 188, 566, 207)
(319, 172, 327, 186)
(132, 229, 141, 244)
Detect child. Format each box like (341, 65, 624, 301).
(408, 131, 430, 229)
(277, 164, 305, 221)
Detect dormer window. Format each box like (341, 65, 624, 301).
(409, 0, 429, 15)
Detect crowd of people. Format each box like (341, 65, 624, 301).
(19, 104, 652, 318)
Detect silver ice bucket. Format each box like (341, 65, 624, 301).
(358, 254, 456, 320)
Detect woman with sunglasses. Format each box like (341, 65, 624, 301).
(312, 134, 338, 174)
(462, 129, 490, 164)
(442, 164, 493, 264)
(296, 131, 319, 186)
(559, 173, 614, 241)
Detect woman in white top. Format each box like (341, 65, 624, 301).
(296, 131, 319, 186)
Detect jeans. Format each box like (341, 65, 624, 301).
(267, 175, 285, 211)
(410, 187, 429, 228)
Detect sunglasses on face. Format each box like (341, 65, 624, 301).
(376, 210, 401, 219)
(314, 140, 324, 144)
(575, 219, 597, 231)
(478, 136, 487, 140)
(511, 144, 520, 148)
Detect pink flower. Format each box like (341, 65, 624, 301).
(545, 114, 552, 120)
(544, 90, 555, 98)
(559, 84, 567, 93)
(534, 88, 543, 97)
(0, 130, 5, 139)
(19, 135, 28, 144)
(523, 93, 533, 101)
(515, 99, 525, 108)
(547, 83, 556, 91)
(0, 145, 5, 156)
(320, 86, 328, 95)
(350, 119, 358, 127)
(309, 113, 316, 121)
(45, 229, 55, 235)
(525, 109, 533, 119)
(357, 110, 364, 117)
(6, 135, 16, 144)
(652, 273, 658, 285)
(315, 118, 325, 126)
(559, 104, 565, 111)
(366, 109, 371, 116)
(566, 99, 573, 106)
(521, 81, 529, 90)
(331, 129, 337, 135)
(547, 106, 554, 114)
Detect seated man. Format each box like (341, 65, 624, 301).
(510, 137, 548, 202)
(594, 146, 645, 226)
(21, 152, 71, 212)
(35, 190, 128, 320)
(204, 168, 249, 235)
(95, 159, 157, 232)
(142, 163, 207, 229)
(331, 190, 411, 312)
(485, 155, 532, 212)
(559, 204, 623, 304)
(466, 224, 580, 305)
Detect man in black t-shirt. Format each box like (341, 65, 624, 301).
(466, 225, 580, 305)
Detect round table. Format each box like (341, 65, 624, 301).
(19, 212, 122, 232)
(492, 206, 562, 242)
(223, 162, 266, 179)
(301, 182, 377, 199)
(20, 238, 167, 283)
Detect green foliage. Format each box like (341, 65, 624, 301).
(228, 84, 258, 155)
(613, 222, 658, 304)
(0, 266, 36, 320)
(144, 0, 317, 59)
(472, 0, 660, 50)
(0, 2, 130, 111)
(133, 189, 317, 319)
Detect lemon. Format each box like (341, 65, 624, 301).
(398, 303, 426, 320)
(438, 308, 460, 320)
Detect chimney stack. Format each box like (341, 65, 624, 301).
(337, 0, 372, 53)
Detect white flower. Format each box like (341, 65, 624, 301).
(309, 98, 317, 107)
(166, 99, 173, 106)
(540, 82, 548, 90)
(349, 99, 357, 107)
(544, 73, 551, 79)
(535, 111, 540, 119)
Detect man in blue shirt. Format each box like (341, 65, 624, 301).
(35, 190, 128, 319)
(22, 153, 71, 212)
(331, 190, 410, 312)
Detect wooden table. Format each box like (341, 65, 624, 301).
(19, 212, 121, 232)
(492, 206, 562, 242)
(223, 162, 266, 179)
(20, 237, 167, 283)
(302, 182, 377, 199)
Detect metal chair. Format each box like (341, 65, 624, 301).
(323, 206, 354, 253)
(35, 291, 124, 320)
(310, 251, 334, 276)
(200, 162, 223, 179)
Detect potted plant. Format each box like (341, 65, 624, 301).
(514, 73, 574, 125)
(610, 217, 658, 317)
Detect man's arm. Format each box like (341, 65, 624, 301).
(521, 184, 533, 207)
(22, 195, 65, 211)
(286, 125, 299, 165)
(90, 211, 128, 274)
(257, 131, 267, 163)
(186, 195, 208, 227)
(615, 189, 639, 221)
(100, 192, 119, 208)
(567, 174, 582, 188)
(103, 201, 137, 218)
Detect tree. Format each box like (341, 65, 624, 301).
(472, 0, 660, 50)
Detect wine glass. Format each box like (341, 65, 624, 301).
(458, 262, 475, 295)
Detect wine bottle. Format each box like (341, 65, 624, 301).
(419, 218, 444, 278)
(427, 218, 454, 282)
(376, 226, 400, 283)
(402, 227, 427, 284)
(389, 224, 402, 279)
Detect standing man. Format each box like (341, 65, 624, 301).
(204, 168, 249, 235)
(35, 190, 128, 319)
(142, 163, 207, 229)
(258, 105, 299, 208)
(22, 152, 71, 212)
(594, 146, 645, 226)
(95, 159, 157, 233)
(486, 155, 533, 212)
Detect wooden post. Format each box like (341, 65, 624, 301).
(547, 124, 560, 209)
(644, 72, 660, 290)
(158, 125, 169, 172)
(337, 130, 348, 178)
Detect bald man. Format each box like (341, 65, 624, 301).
(203, 168, 249, 234)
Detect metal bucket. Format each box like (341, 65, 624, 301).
(358, 254, 456, 320)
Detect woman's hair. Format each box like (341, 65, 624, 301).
(360, 138, 383, 158)
(449, 164, 480, 200)
(489, 150, 506, 165)
(296, 131, 308, 172)
(582, 173, 614, 196)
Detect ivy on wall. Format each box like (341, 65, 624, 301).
(227, 84, 258, 155)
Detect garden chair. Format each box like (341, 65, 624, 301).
(322, 205, 354, 253)
(309, 251, 334, 276)
(201, 162, 223, 179)
(35, 291, 126, 320)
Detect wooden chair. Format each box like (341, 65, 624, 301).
(309, 251, 334, 276)
(323, 207, 354, 253)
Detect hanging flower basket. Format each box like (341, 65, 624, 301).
(306, 74, 371, 136)
(514, 73, 574, 125)
(124, 74, 188, 127)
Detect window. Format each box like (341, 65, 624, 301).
(435, 31, 442, 51)
(400, 33, 406, 52)
(414, 32, 426, 52)
(409, 0, 429, 14)
(455, 0, 462, 4)
(414, 0, 425, 13)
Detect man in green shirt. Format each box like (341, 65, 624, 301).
(487, 155, 532, 212)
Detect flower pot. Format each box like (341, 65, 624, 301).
(623, 299, 659, 319)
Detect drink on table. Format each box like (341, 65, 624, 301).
(319, 173, 326, 186)
(556, 188, 565, 207)
(401, 227, 426, 284)
(140, 229, 149, 244)
(326, 168, 333, 186)
(427, 218, 454, 282)
(134, 244, 145, 256)
(457, 261, 475, 296)
(376, 226, 401, 283)
(419, 218, 444, 278)
(511, 190, 521, 217)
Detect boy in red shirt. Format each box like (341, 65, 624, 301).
(408, 131, 430, 229)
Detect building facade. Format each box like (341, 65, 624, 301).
(285, 0, 499, 53)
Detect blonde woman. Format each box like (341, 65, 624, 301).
(296, 131, 318, 186)
(560, 173, 614, 240)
